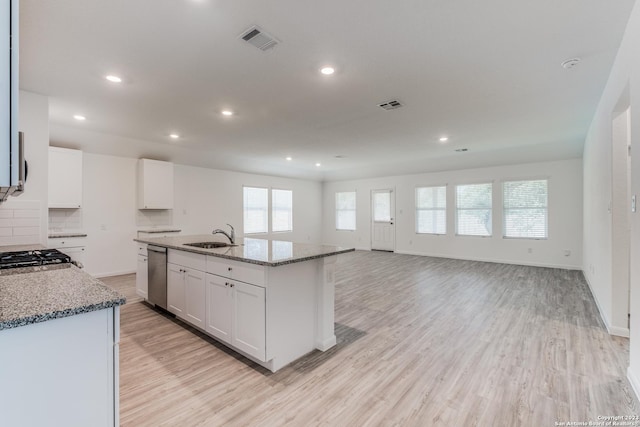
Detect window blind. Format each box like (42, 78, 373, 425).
(503, 179, 548, 239)
(272, 189, 293, 232)
(243, 186, 268, 234)
(456, 183, 492, 236)
(336, 191, 356, 230)
(416, 186, 446, 234)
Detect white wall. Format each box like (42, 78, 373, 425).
(582, 0, 640, 398)
(322, 158, 583, 269)
(173, 164, 323, 243)
(76, 154, 323, 277)
(0, 91, 49, 247)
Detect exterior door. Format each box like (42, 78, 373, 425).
(371, 189, 395, 251)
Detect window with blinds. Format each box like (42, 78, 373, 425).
(336, 191, 356, 230)
(416, 186, 446, 234)
(503, 179, 548, 239)
(272, 189, 293, 232)
(456, 183, 492, 236)
(243, 186, 268, 234)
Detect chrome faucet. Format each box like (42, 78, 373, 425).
(212, 224, 235, 244)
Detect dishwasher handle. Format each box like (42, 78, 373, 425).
(147, 245, 167, 254)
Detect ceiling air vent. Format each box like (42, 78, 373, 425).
(240, 26, 279, 52)
(378, 100, 403, 110)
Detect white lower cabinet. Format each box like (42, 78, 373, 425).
(136, 254, 148, 299)
(205, 273, 232, 342)
(167, 262, 206, 329)
(205, 273, 266, 361)
(185, 269, 206, 329)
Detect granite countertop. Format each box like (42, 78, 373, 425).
(48, 232, 88, 238)
(137, 227, 182, 233)
(0, 264, 126, 331)
(0, 244, 46, 252)
(134, 234, 355, 267)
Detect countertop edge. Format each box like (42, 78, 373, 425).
(134, 238, 355, 266)
(0, 297, 126, 331)
(48, 233, 88, 238)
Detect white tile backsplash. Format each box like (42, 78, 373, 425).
(0, 200, 42, 246)
(136, 209, 173, 227)
(48, 209, 83, 231)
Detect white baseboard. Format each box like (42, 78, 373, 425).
(628, 367, 640, 403)
(582, 273, 630, 337)
(92, 269, 136, 279)
(393, 249, 582, 270)
(610, 326, 630, 338)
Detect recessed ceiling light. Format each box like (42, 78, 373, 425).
(286, 156, 292, 161)
(439, 136, 449, 142)
(221, 110, 234, 116)
(169, 133, 180, 139)
(73, 115, 86, 121)
(320, 67, 335, 75)
(105, 75, 122, 83)
(315, 162, 321, 167)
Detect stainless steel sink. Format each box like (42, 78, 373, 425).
(184, 242, 235, 249)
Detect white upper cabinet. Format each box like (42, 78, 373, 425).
(48, 147, 83, 208)
(137, 159, 174, 210)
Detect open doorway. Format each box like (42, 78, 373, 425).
(611, 107, 631, 336)
(371, 189, 395, 251)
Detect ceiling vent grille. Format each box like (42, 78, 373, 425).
(378, 100, 403, 110)
(240, 26, 279, 51)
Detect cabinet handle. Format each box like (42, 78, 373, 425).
(225, 282, 229, 287)
(230, 283, 234, 288)
(228, 267, 232, 271)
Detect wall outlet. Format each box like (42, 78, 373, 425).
(632, 195, 636, 213)
(409, 239, 413, 245)
(182, 209, 187, 215)
(527, 248, 532, 254)
(563, 249, 571, 257)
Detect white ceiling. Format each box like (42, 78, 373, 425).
(20, 0, 635, 181)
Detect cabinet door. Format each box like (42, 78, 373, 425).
(138, 159, 174, 209)
(48, 147, 83, 208)
(185, 269, 206, 329)
(136, 255, 148, 299)
(167, 263, 185, 318)
(232, 281, 266, 361)
(205, 274, 232, 343)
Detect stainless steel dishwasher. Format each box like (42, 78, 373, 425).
(147, 245, 167, 309)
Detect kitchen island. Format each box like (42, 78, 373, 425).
(0, 261, 125, 427)
(134, 235, 354, 372)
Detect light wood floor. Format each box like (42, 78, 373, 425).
(101, 251, 639, 426)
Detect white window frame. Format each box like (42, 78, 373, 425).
(271, 188, 293, 233)
(415, 185, 447, 235)
(335, 191, 357, 231)
(243, 186, 269, 234)
(455, 182, 493, 237)
(502, 179, 548, 240)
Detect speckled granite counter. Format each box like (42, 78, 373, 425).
(48, 232, 88, 238)
(0, 264, 125, 330)
(137, 227, 181, 233)
(134, 235, 354, 267)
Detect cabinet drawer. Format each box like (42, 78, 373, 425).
(137, 243, 148, 256)
(206, 256, 265, 287)
(168, 249, 205, 271)
(48, 237, 87, 248)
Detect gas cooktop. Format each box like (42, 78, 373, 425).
(0, 249, 72, 270)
